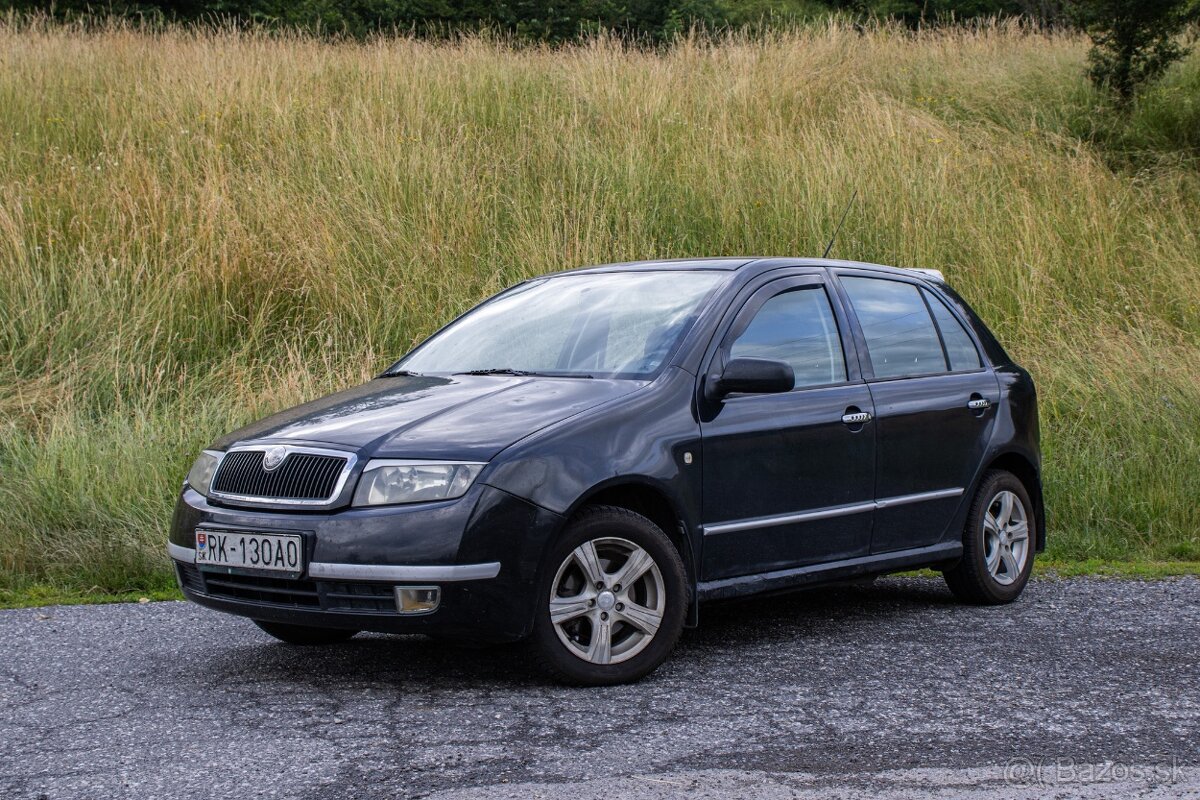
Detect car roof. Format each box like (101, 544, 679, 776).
(553, 257, 757, 274)
(552, 257, 945, 282)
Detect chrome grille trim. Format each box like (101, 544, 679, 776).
(207, 444, 358, 507)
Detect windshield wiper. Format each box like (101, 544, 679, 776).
(455, 368, 593, 378)
(380, 369, 423, 378)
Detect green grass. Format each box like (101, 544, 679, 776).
(1, 18, 1198, 600)
(901, 561, 1200, 581)
(0, 583, 181, 610)
(1034, 560, 1200, 579)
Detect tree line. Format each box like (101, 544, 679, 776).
(0, 1, 1076, 40)
(5, 1, 1198, 102)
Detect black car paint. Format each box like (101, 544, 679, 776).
(208, 373, 649, 462)
(171, 257, 1043, 641)
(696, 272, 876, 577)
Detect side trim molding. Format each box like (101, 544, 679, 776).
(702, 487, 964, 537)
(307, 562, 502, 582)
(874, 487, 964, 509)
(703, 500, 875, 536)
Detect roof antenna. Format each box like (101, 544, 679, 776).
(822, 190, 858, 259)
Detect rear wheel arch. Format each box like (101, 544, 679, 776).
(982, 452, 1045, 552)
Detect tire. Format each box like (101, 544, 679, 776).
(530, 505, 688, 686)
(943, 470, 1035, 605)
(253, 620, 359, 645)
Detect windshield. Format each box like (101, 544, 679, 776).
(394, 271, 725, 379)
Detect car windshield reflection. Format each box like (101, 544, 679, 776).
(394, 271, 725, 379)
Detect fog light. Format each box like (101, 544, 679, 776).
(395, 586, 440, 615)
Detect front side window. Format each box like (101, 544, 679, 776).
(729, 286, 847, 388)
(842, 277, 946, 379)
(395, 271, 725, 379)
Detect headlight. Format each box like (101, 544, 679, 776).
(186, 450, 223, 496)
(353, 460, 484, 507)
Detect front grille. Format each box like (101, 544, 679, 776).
(202, 572, 322, 608)
(322, 582, 398, 613)
(176, 562, 205, 594)
(179, 565, 396, 614)
(211, 449, 347, 502)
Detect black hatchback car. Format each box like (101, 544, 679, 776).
(171, 258, 1042, 684)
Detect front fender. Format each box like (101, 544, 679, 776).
(482, 367, 703, 525)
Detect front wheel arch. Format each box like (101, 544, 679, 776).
(552, 479, 699, 619)
(529, 504, 689, 685)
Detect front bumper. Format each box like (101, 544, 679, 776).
(168, 483, 564, 641)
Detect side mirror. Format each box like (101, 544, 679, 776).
(705, 357, 794, 401)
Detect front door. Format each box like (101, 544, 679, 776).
(699, 275, 876, 581)
(836, 273, 1000, 553)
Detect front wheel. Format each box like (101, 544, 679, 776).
(943, 470, 1035, 605)
(531, 506, 687, 686)
(253, 620, 359, 645)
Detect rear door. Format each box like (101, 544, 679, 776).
(834, 272, 1000, 553)
(699, 273, 876, 580)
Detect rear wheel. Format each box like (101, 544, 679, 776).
(253, 620, 359, 645)
(943, 470, 1035, 605)
(531, 506, 687, 686)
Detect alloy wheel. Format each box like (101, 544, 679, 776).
(548, 536, 665, 665)
(982, 489, 1029, 586)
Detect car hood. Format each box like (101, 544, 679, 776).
(209, 374, 647, 461)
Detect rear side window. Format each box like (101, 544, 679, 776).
(924, 289, 982, 371)
(730, 287, 847, 388)
(842, 277, 945, 379)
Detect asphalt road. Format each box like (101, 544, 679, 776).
(2, 576, 1197, 799)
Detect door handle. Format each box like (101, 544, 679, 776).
(842, 411, 873, 425)
(967, 397, 991, 410)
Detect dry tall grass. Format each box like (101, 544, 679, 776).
(1, 19, 1197, 593)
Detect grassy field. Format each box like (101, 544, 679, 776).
(1, 18, 1198, 600)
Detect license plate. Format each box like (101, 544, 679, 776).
(195, 529, 304, 575)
